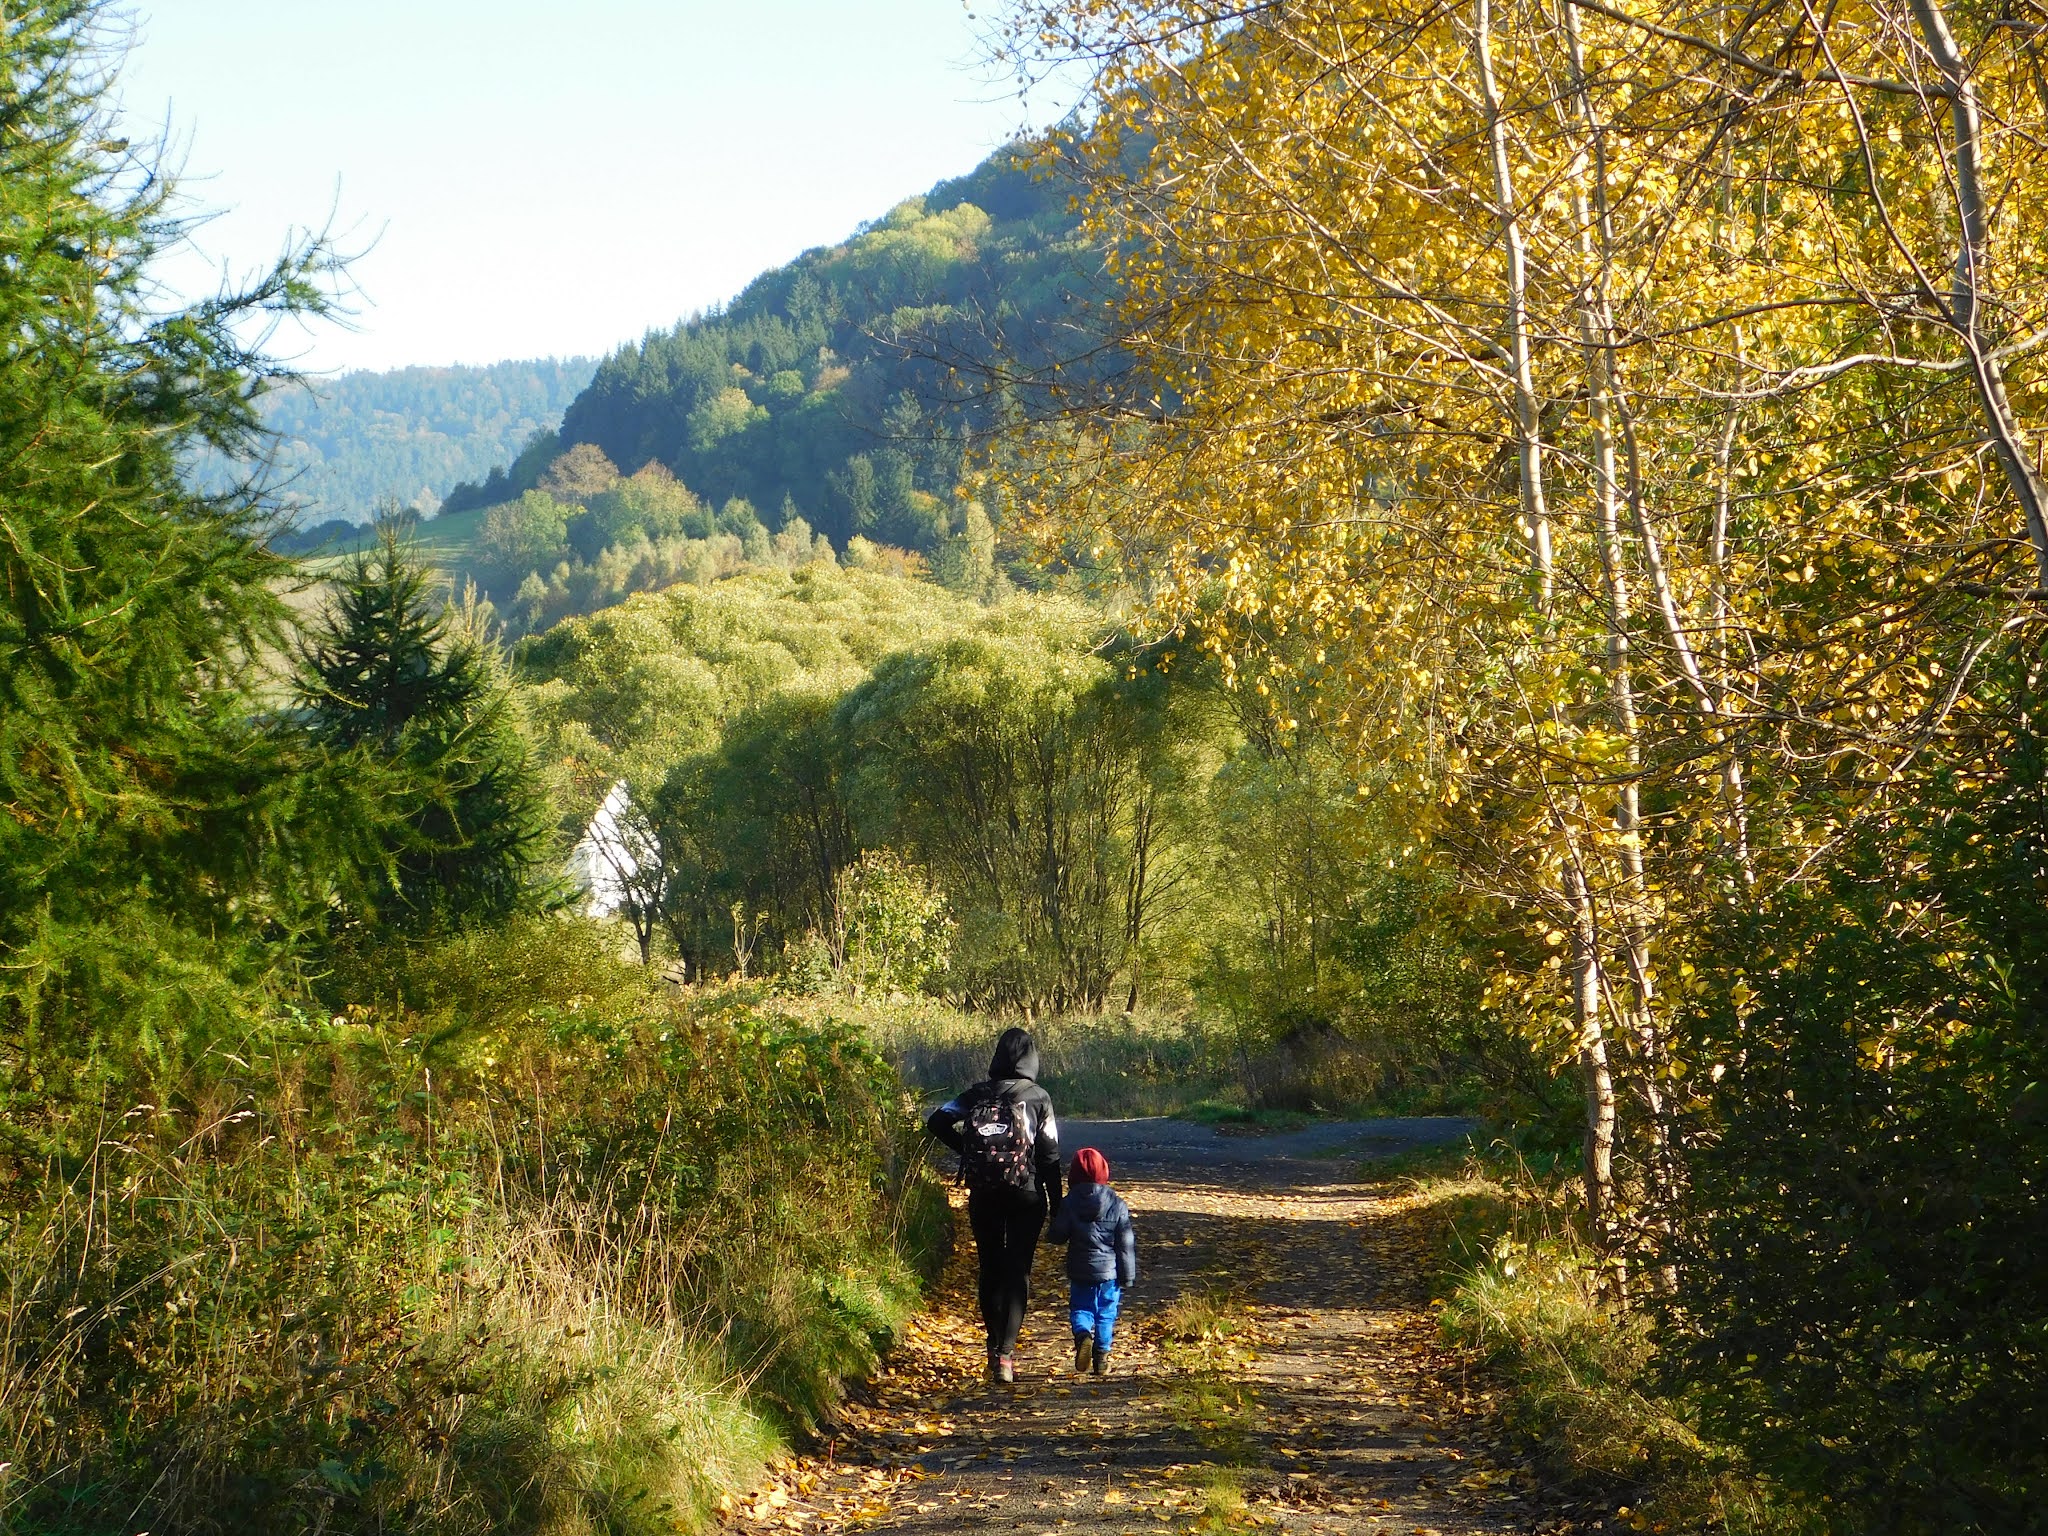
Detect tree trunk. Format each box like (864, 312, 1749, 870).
(1562, 1, 1679, 1228)
(1905, 0, 2048, 585)
(1567, 861, 1619, 1261)
(1477, 0, 1621, 1237)
(1475, 0, 1554, 600)
(1475, 0, 1629, 1235)
(1709, 405, 1759, 890)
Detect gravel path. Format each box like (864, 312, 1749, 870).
(724, 1116, 1554, 1536)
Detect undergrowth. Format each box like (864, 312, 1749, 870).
(1412, 1151, 1816, 1536)
(0, 918, 945, 1535)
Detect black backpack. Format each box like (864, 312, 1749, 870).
(956, 1082, 1036, 1194)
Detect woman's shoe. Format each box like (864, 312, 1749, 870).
(995, 1354, 1016, 1384)
(1073, 1333, 1094, 1373)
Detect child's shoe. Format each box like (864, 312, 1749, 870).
(1073, 1332, 1093, 1373)
(1091, 1349, 1110, 1376)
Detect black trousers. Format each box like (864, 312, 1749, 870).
(967, 1187, 1045, 1358)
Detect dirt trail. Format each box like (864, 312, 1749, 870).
(725, 1118, 1554, 1536)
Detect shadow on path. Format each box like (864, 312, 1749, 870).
(724, 1116, 1566, 1536)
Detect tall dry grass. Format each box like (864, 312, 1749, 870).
(0, 920, 943, 1535)
(1416, 1153, 1811, 1535)
(866, 1003, 1240, 1115)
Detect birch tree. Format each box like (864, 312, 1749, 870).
(996, 0, 2048, 1269)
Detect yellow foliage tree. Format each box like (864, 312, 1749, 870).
(996, 0, 2048, 1269)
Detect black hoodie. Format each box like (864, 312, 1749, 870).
(927, 1027, 1063, 1202)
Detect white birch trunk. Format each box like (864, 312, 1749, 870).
(1906, 0, 2048, 586)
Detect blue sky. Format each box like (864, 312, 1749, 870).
(115, 2, 1062, 375)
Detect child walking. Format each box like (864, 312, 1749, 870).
(1048, 1146, 1137, 1374)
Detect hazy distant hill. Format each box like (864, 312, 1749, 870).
(441, 145, 1107, 554)
(202, 357, 597, 525)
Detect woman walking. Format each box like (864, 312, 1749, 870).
(926, 1027, 1062, 1382)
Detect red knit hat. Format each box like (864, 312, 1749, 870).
(1072, 1147, 1110, 1185)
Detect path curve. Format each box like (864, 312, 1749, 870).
(724, 1117, 1559, 1536)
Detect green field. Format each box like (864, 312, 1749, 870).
(298, 504, 488, 577)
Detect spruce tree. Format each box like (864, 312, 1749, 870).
(0, 1, 356, 1119)
(297, 528, 555, 930)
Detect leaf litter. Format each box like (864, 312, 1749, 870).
(722, 1147, 1572, 1536)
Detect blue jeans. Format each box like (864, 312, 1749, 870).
(1069, 1279, 1122, 1353)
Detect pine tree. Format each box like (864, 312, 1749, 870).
(0, 1, 355, 1118)
(297, 528, 555, 930)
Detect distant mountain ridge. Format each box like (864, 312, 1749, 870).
(199, 357, 597, 526)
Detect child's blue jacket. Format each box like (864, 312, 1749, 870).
(1048, 1182, 1138, 1285)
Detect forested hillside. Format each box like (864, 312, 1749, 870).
(440, 146, 1098, 561)
(239, 148, 1087, 574)
(194, 357, 595, 534)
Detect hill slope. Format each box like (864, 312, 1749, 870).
(203, 357, 597, 527)
(445, 146, 1101, 555)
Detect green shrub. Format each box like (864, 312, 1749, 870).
(1668, 719, 2048, 1533)
(832, 849, 953, 998)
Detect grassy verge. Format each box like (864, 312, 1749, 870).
(0, 920, 945, 1535)
(862, 1001, 1479, 1120)
(857, 1003, 1243, 1116)
(1156, 1283, 1264, 1532)
(1177, 1099, 1321, 1135)
(1406, 1149, 1812, 1536)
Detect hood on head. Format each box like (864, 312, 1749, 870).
(1072, 1147, 1110, 1186)
(988, 1026, 1039, 1083)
